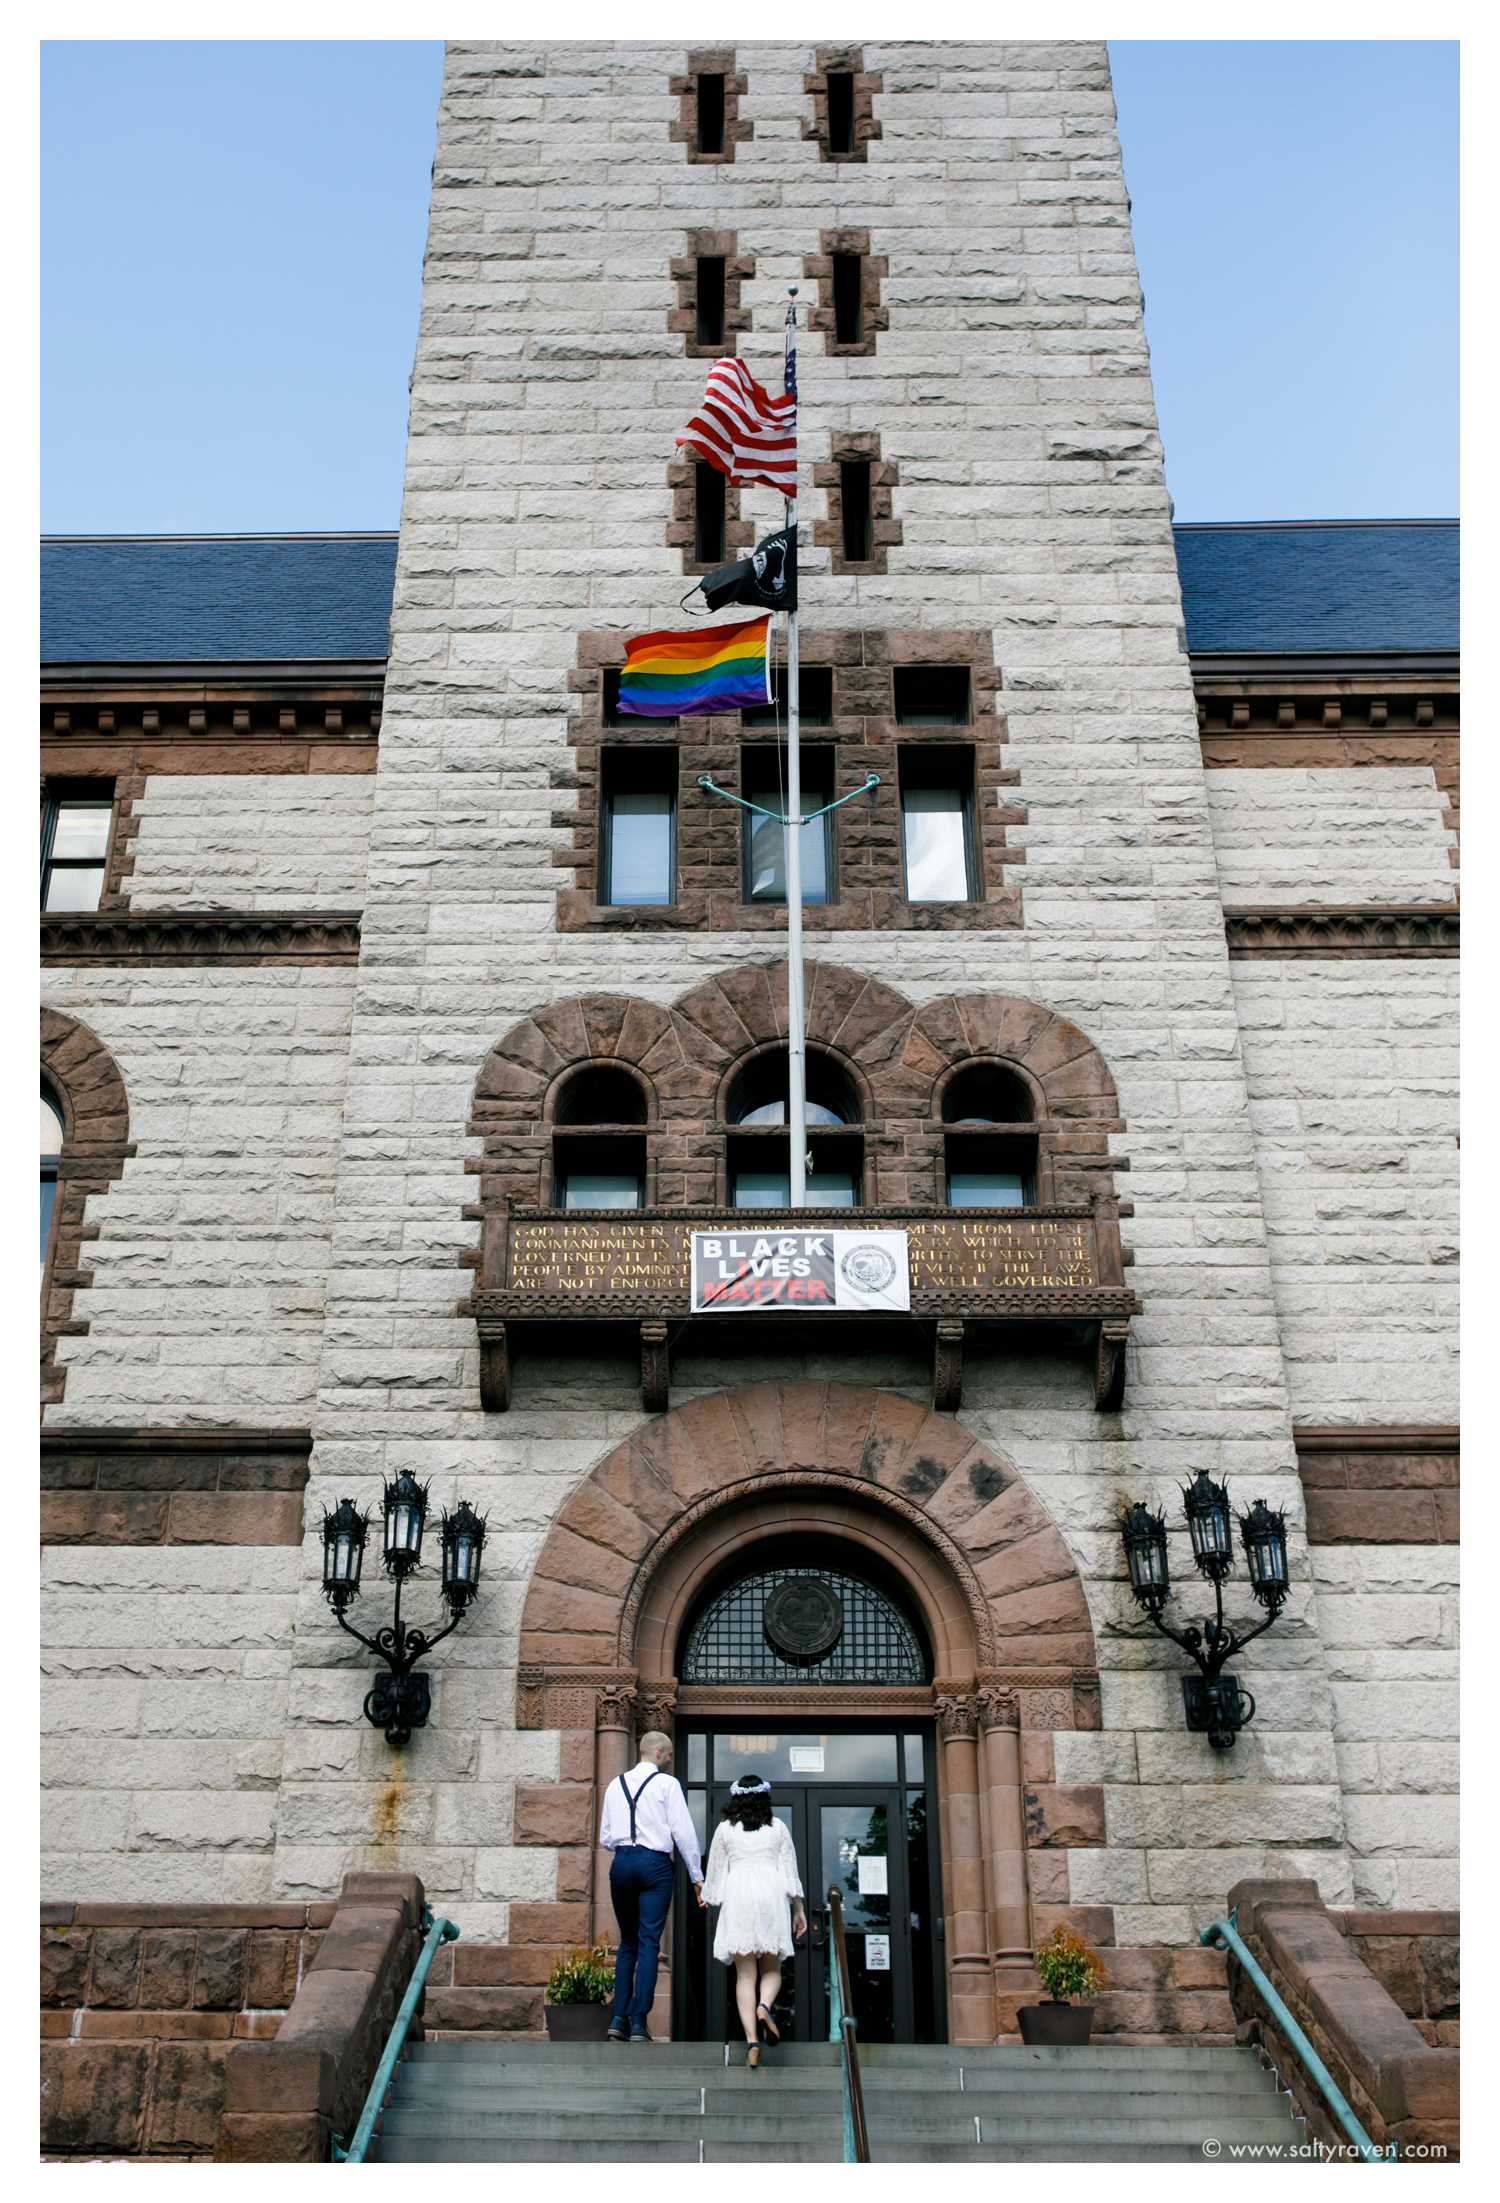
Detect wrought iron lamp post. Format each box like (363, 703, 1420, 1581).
(1118, 1473, 1290, 1749)
(320, 1475, 487, 1746)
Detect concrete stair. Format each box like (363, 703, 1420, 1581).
(362, 2039, 1307, 2163)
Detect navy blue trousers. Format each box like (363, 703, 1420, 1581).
(608, 1846, 676, 2023)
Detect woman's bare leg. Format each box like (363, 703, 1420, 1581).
(733, 1953, 760, 2043)
(756, 1957, 782, 2017)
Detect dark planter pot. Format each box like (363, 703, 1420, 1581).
(545, 2001, 614, 2043)
(1017, 2000, 1095, 2046)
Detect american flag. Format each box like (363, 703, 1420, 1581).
(677, 356, 797, 499)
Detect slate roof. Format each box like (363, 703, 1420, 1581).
(1173, 520, 1458, 656)
(41, 534, 399, 664)
(42, 521, 1458, 665)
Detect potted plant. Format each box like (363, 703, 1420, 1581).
(544, 1942, 616, 2042)
(1017, 1924, 1108, 2046)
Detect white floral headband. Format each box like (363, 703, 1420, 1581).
(729, 1776, 772, 1796)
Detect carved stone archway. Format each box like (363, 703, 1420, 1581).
(514, 1381, 1103, 2043)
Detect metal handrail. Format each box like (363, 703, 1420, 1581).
(1200, 1911, 1387, 2164)
(826, 1885, 871, 2164)
(335, 1907, 461, 2163)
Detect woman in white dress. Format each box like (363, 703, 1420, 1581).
(698, 1774, 807, 2067)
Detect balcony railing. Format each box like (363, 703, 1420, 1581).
(470, 1195, 1138, 1416)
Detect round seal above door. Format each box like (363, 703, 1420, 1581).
(762, 1574, 844, 1665)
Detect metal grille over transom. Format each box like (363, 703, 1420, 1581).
(681, 1563, 928, 1684)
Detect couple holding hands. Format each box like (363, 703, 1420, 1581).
(598, 1731, 807, 2065)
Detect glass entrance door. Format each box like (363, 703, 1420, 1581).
(672, 1724, 943, 2044)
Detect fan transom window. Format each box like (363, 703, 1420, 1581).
(681, 1562, 928, 1685)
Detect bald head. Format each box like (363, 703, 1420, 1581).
(638, 1731, 673, 1767)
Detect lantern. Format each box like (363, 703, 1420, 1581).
(1182, 1470, 1234, 1580)
(382, 1471, 429, 1576)
(441, 1500, 487, 1611)
(321, 1498, 368, 1610)
(1119, 1500, 1170, 1613)
(1239, 1497, 1290, 1610)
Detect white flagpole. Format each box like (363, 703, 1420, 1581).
(783, 287, 807, 1209)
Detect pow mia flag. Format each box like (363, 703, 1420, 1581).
(691, 1228, 910, 1314)
(696, 524, 797, 615)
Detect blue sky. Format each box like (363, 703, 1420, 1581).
(41, 40, 1457, 531)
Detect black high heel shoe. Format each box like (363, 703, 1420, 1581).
(756, 2003, 780, 2046)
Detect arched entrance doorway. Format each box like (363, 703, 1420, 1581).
(515, 1382, 1101, 2045)
(672, 1534, 942, 2045)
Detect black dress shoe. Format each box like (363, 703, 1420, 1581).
(606, 2019, 630, 2043)
(628, 2022, 654, 2044)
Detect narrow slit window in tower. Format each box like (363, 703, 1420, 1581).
(840, 460, 872, 562)
(695, 462, 726, 564)
(697, 73, 726, 154)
(696, 256, 727, 346)
(826, 72, 856, 156)
(832, 253, 863, 344)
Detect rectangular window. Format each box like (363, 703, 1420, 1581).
(832, 253, 863, 344)
(696, 256, 726, 346)
(840, 460, 872, 562)
(554, 1134, 646, 1211)
(894, 666, 970, 726)
(729, 1133, 861, 1209)
(41, 786, 113, 911)
(696, 73, 726, 155)
(826, 72, 856, 155)
(602, 753, 676, 907)
(945, 1135, 1035, 1209)
(695, 461, 726, 564)
(740, 666, 833, 728)
(743, 746, 833, 905)
(900, 748, 977, 903)
(603, 668, 677, 730)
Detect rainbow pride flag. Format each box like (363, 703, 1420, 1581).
(617, 615, 772, 718)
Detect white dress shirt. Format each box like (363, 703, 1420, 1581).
(599, 1761, 704, 1883)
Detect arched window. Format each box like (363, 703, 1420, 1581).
(940, 1062, 1037, 1209)
(680, 1546, 929, 1685)
(40, 1086, 63, 1274)
(724, 1049, 863, 1209)
(551, 1065, 649, 1210)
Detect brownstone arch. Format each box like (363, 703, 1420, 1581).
(513, 1380, 1104, 2043)
(41, 1008, 134, 1413)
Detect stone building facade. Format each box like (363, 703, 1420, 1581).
(41, 39, 1457, 2149)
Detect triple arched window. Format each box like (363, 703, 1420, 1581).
(544, 1050, 1043, 1212)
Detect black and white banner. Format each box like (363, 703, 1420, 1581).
(690, 1229, 910, 1314)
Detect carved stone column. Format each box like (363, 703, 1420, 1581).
(934, 1688, 991, 2044)
(592, 1681, 635, 1944)
(976, 1681, 1034, 2029)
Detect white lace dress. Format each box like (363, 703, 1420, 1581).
(702, 1818, 805, 1964)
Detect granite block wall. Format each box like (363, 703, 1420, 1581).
(1205, 768, 1456, 908)
(1230, 962, 1458, 1429)
(44, 970, 356, 1424)
(125, 776, 375, 912)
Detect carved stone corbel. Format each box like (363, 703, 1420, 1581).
(933, 1317, 964, 1412)
(595, 1680, 637, 1731)
(1094, 1319, 1128, 1412)
(478, 1321, 511, 1412)
(640, 1321, 670, 1412)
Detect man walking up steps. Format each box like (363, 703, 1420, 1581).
(598, 1730, 704, 2043)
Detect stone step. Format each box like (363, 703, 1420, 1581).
(367, 2133, 1301, 2168)
(406, 2037, 1260, 2073)
(388, 2079, 1285, 2119)
(377, 2106, 1299, 2149)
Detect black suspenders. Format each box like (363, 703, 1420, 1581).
(619, 1767, 660, 1844)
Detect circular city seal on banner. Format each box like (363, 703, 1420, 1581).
(840, 1241, 897, 1294)
(763, 1576, 843, 1665)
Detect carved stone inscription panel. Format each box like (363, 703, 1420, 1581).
(504, 1209, 1100, 1301)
